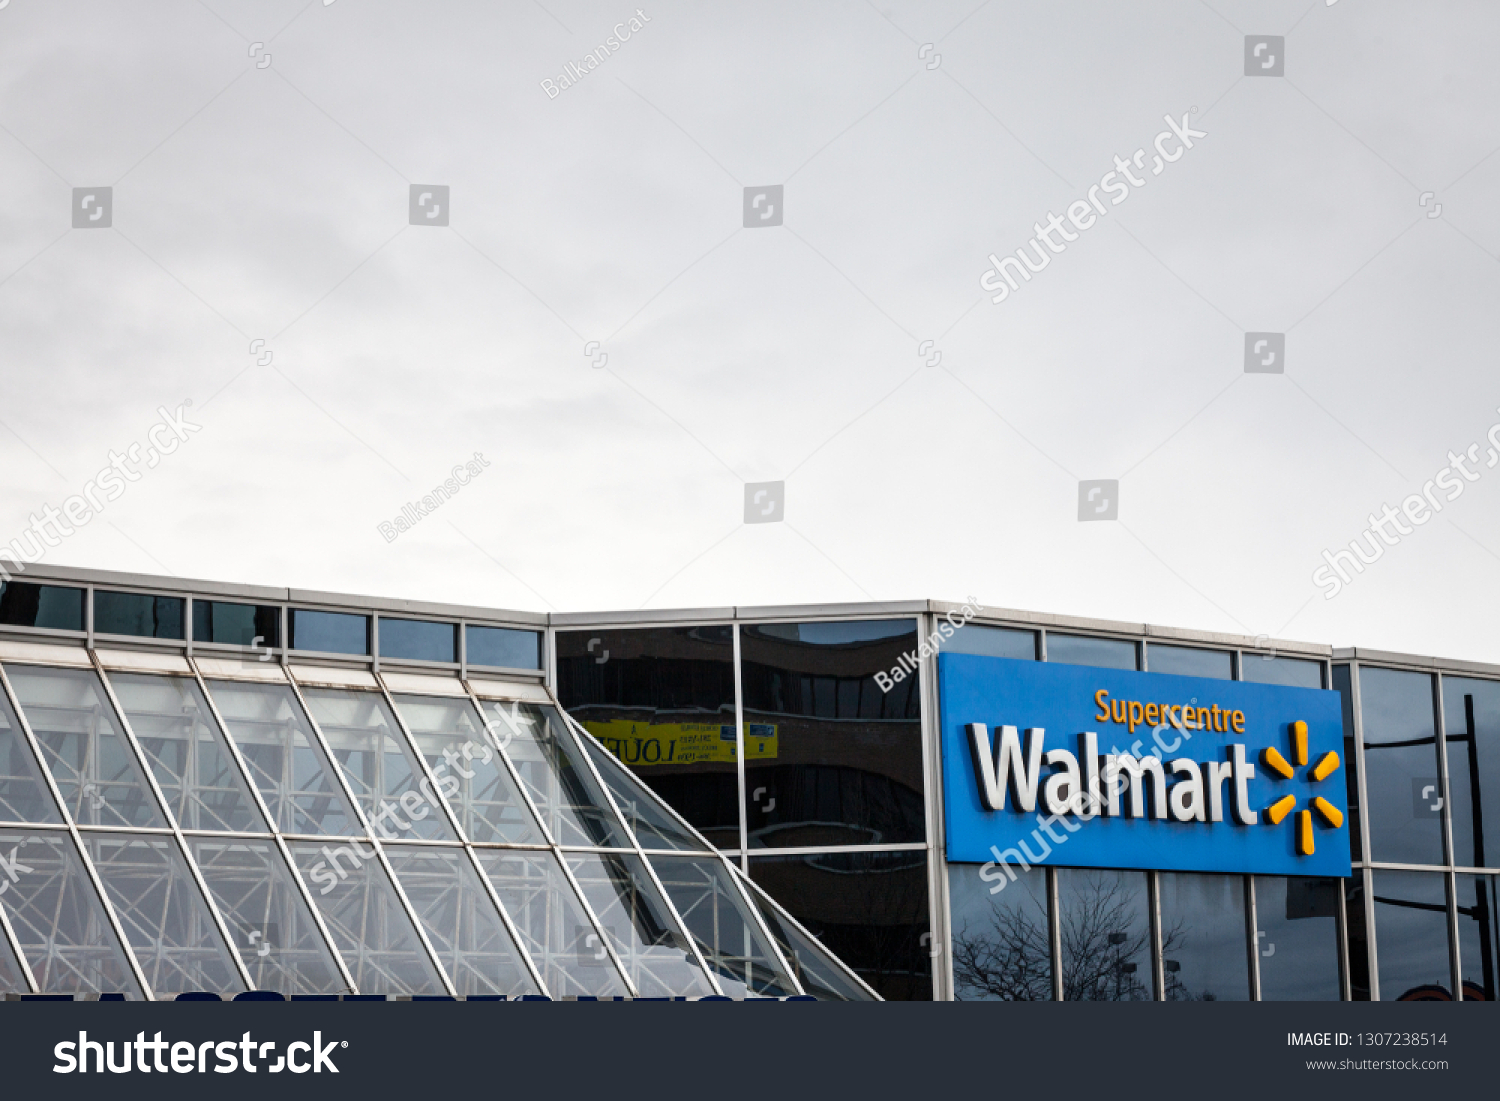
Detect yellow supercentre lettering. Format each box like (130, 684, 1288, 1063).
(1092, 691, 1247, 735)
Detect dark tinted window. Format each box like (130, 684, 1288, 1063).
(751, 851, 931, 1000)
(1372, 870, 1452, 1000)
(1332, 665, 1362, 861)
(1242, 654, 1323, 688)
(192, 600, 279, 647)
(0, 583, 83, 631)
(466, 625, 541, 670)
(740, 619, 924, 849)
(557, 626, 739, 848)
(1456, 874, 1496, 1001)
(1443, 677, 1500, 869)
(1158, 872, 1249, 1001)
(1057, 868, 1150, 1000)
(290, 610, 368, 655)
(380, 618, 455, 663)
(1254, 876, 1342, 1001)
(94, 590, 183, 640)
(941, 623, 1035, 660)
(1360, 667, 1443, 866)
(947, 862, 1049, 1000)
(1046, 634, 1137, 670)
(1147, 644, 1232, 680)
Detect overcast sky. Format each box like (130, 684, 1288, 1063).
(0, 0, 1497, 663)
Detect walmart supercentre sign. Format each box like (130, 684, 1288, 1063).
(939, 654, 1351, 878)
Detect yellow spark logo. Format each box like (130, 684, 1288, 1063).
(1260, 720, 1342, 855)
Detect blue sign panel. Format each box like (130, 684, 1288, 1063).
(939, 654, 1350, 877)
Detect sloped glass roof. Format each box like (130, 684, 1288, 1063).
(0, 643, 876, 1000)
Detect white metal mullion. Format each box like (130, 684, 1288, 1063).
(918, 611, 949, 1000)
(732, 623, 748, 870)
(90, 655, 254, 993)
(0, 663, 152, 999)
(283, 668, 457, 998)
(716, 851, 803, 996)
(374, 673, 546, 997)
(561, 709, 724, 996)
(1432, 673, 1464, 999)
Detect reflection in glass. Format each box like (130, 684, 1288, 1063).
(391, 694, 540, 844)
(84, 833, 244, 996)
(1455, 874, 1496, 1002)
(1253, 876, 1342, 1001)
(742, 876, 875, 1000)
(476, 849, 628, 997)
(0, 583, 83, 631)
(192, 601, 279, 647)
(750, 850, 930, 1000)
(290, 610, 368, 655)
(109, 673, 267, 833)
(94, 591, 183, 640)
(1242, 655, 1322, 688)
(480, 700, 627, 847)
(940, 624, 1035, 660)
(190, 837, 345, 994)
(655, 855, 798, 997)
(1332, 666, 1362, 862)
(1046, 634, 1136, 670)
(289, 840, 445, 994)
(0, 683, 61, 824)
(384, 845, 537, 997)
(557, 626, 740, 847)
(1360, 668, 1443, 865)
(300, 688, 455, 842)
(206, 680, 360, 837)
(0, 911, 26, 993)
(565, 851, 714, 996)
(1372, 870, 1451, 1000)
(740, 620, 925, 850)
(577, 732, 706, 851)
(1157, 872, 1248, 1001)
(1442, 678, 1499, 870)
(0, 830, 140, 995)
(1057, 868, 1150, 1000)
(947, 863, 1050, 1000)
(379, 619, 455, 663)
(466, 625, 541, 670)
(1147, 645, 1232, 680)
(1345, 877, 1371, 1000)
(6, 665, 165, 828)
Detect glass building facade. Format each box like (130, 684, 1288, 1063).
(2, 565, 1495, 1002)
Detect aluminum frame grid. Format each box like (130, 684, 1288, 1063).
(0, 636, 871, 1000)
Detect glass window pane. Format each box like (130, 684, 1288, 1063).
(947, 862, 1050, 1001)
(565, 851, 715, 997)
(750, 850, 930, 1000)
(0, 908, 26, 992)
(85, 833, 244, 996)
(1332, 665, 1363, 862)
(206, 680, 361, 837)
(577, 732, 707, 852)
(192, 601, 279, 647)
(93, 591, 184, 640)
(467, 625, 541, 670)
(190, 837, 345, 995)
(655, 854, 798, 998)
(1242, 654, 1323, 688)
(1443, 677, 1500, 870)
(475, 849, 629, 997)
(1147, 644, 1233, 680)
(0, 830, 140, 995)
(1253, 876, 1342, 1001)
(0, 583, 83, 631)
(480, 700, 628, 847)
(557, 626, 739, 848)
(6, 665, 166, 828)
(390, 694, 541, 844)
(384, 845, 537, 998)
(1157, 872, 1248, 1001)
(1372, 870, 1452, 1000)
(379, 619, 455, 663)
(742, 876, 876, 1000)
(1456, 874, 1496, 1002)
(108, 673, 267, 833)
(289, 840, 445, 995)
(299, 688, 455, 842)
(940, 623, 1036, 660)
(0, 683, 61, 824)
(1057, 868, 1151, 1000)
(740, 620, 925, 849)
(290, 610, 368, 655)
(1360, 668, 1444, 865)
(1046, 634, 1137, 670)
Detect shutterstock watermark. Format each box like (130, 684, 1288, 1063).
(0, 404, 200, 581)
(376, 452, 489, 543)
(1313, 408, 1500, 599)
(540, 8, 652, 99)
(978, 111, 1206, 305)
